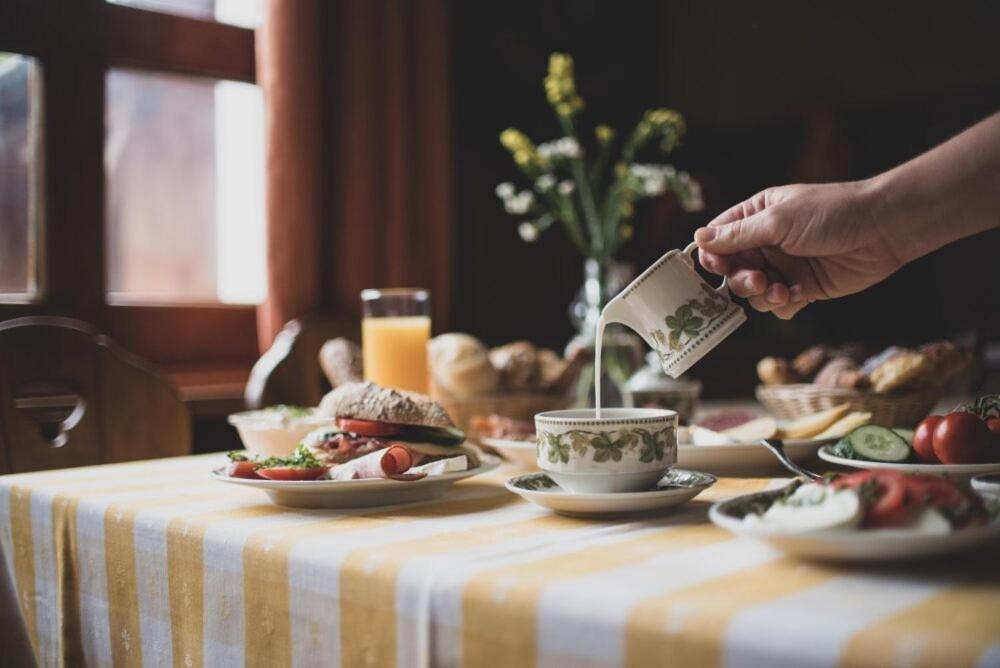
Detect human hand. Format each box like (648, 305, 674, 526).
(694, 180, 905, 319)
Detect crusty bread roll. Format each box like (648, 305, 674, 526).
(428, 333, 499, 398)
(757, 357, 797, 385)
(319, 338, 363, 388)
(319, 381, 455, 428)
(489, 341, 539, 391)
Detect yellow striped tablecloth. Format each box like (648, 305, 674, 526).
(1, 454, 999, 668)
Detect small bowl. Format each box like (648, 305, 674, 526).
(228, 407, 335, 458)
(534, 408, 677, 494)
(971, 474, 1000, 499)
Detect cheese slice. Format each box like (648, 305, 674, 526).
(720, 416, 777, 441)
(775, 403, 851, 439)
(812, 411, 872, 440)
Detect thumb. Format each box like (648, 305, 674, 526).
(695, 210, 782, 255)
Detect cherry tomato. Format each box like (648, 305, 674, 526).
(986, 418, 1000, 442)
(912, 416, 942, 464)
(932, 412, 993, 464)
(256, 466, 328, 481)
(865, 472, 909, 527)
(337, 418, 402, 437)
(227, 460, 261, 479)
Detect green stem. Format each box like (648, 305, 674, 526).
(559, 116, 603, 255)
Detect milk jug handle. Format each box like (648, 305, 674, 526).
(683, 241, 731, 299)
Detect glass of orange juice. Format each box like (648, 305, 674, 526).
(361, 288, 431, 393)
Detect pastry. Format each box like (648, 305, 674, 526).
(489, 341, 539, 391)
(814, 357, 868, 389)
(428, 333, 499, 398)
(869, 350, 933, 393)
(791, 345, 830, 380)
(757, 357, 798, 385)
(319, 338, 363, 388)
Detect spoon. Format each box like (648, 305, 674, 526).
(760, 439, 823, 481)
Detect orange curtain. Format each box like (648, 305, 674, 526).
(257, 0, 454, 350)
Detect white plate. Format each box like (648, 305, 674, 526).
(211, 455, 500, 508)
(479, 437, 537, 469)
(710, 485, 1000, 562)
(677, 438, 832, 476)
(818, 445, 1000, 482)
(505, 469, 716, 517)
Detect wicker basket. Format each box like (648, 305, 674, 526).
(432, 392, 573, 431)
(755, 384, 942, 428)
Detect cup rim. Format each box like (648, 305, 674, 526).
(535, 408, 676, 426)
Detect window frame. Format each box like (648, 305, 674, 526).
(0, 0, 261, 367)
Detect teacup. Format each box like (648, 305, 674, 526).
(535, 408, 677, 494)
(602, 242, 745, 378)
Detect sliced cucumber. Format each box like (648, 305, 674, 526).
(847, 425, 911, 462)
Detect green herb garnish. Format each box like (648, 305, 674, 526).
(227, 451, 251, 462)
(264, 405, 313, 418)
(258, 444, 325, 470)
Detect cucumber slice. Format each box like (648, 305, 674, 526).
(892, 428, 915, 444)
(847, 425, 911, 462)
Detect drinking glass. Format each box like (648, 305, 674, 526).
(361, 288, 431, 393)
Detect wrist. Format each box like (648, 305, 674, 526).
(861, 170, 944, 264)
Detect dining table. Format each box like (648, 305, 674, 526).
(2, 452, 999, 668)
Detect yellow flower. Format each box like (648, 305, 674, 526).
(500, 128, 545, 168)
(544, 53, 585, 117)
(595, 125, 615, 144)
(620, 224, 634, 240)
(620, 200, 634, 217)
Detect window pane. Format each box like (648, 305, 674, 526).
(105, 68, 266, 305)
(0, 53, 41, 298)
(107, 0, 264, 29)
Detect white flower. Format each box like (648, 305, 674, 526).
(537, 136, 581, 160)
(535, 174, 556, 192)
(495, 182, 515, 199)
(504, 190, 534, 215)
(518, 222, 539, 242)
(557, 180, 575, 196)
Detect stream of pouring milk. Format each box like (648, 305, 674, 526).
(594, 314, 607, 418)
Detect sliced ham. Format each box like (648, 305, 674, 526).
(328, 444, 427, 481)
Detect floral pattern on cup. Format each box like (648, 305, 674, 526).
(538, 426, 674, 466)
(649, 284, 734, 366)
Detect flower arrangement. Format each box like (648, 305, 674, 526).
(496, 53, 703, 261)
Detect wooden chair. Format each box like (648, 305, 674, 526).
(0, 316, 191, 474)
(245, 315, 359, 409)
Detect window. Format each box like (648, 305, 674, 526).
(108, 0, 263, 29)
(0, 53, 41, 299)
(0, 0, 262, 366)
(105, 68, 266, 305)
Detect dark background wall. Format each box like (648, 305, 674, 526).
(449, 0, 1000, 397)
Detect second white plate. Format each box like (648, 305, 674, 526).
(818, 446, 1000, 482)
(677, 438, 832, 476)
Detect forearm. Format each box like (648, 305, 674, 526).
(866, 112, 1000, 262)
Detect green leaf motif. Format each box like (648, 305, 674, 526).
(664, 316, 679, 330)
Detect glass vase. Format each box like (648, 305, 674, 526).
(566, 258, 640, 409)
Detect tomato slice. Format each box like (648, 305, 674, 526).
(256, 466, 328, 481)
(227, 460, 261, 479)
(866, 473, 908, 526)
(338, 418, 402, 437)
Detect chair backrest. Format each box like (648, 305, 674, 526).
(0, 316, 191, 473)
(245, 314, 358, 409)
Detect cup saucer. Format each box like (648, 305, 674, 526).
(505, 469, 716, 517)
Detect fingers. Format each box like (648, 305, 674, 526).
(726, 269, 768, 298)
(698, 249, 730, 275)
(695, 208, 784, 255)
(704, 190, 770, 228)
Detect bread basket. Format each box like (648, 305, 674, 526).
(432, 393, 573, 431)
(755, 384, 942, 428)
